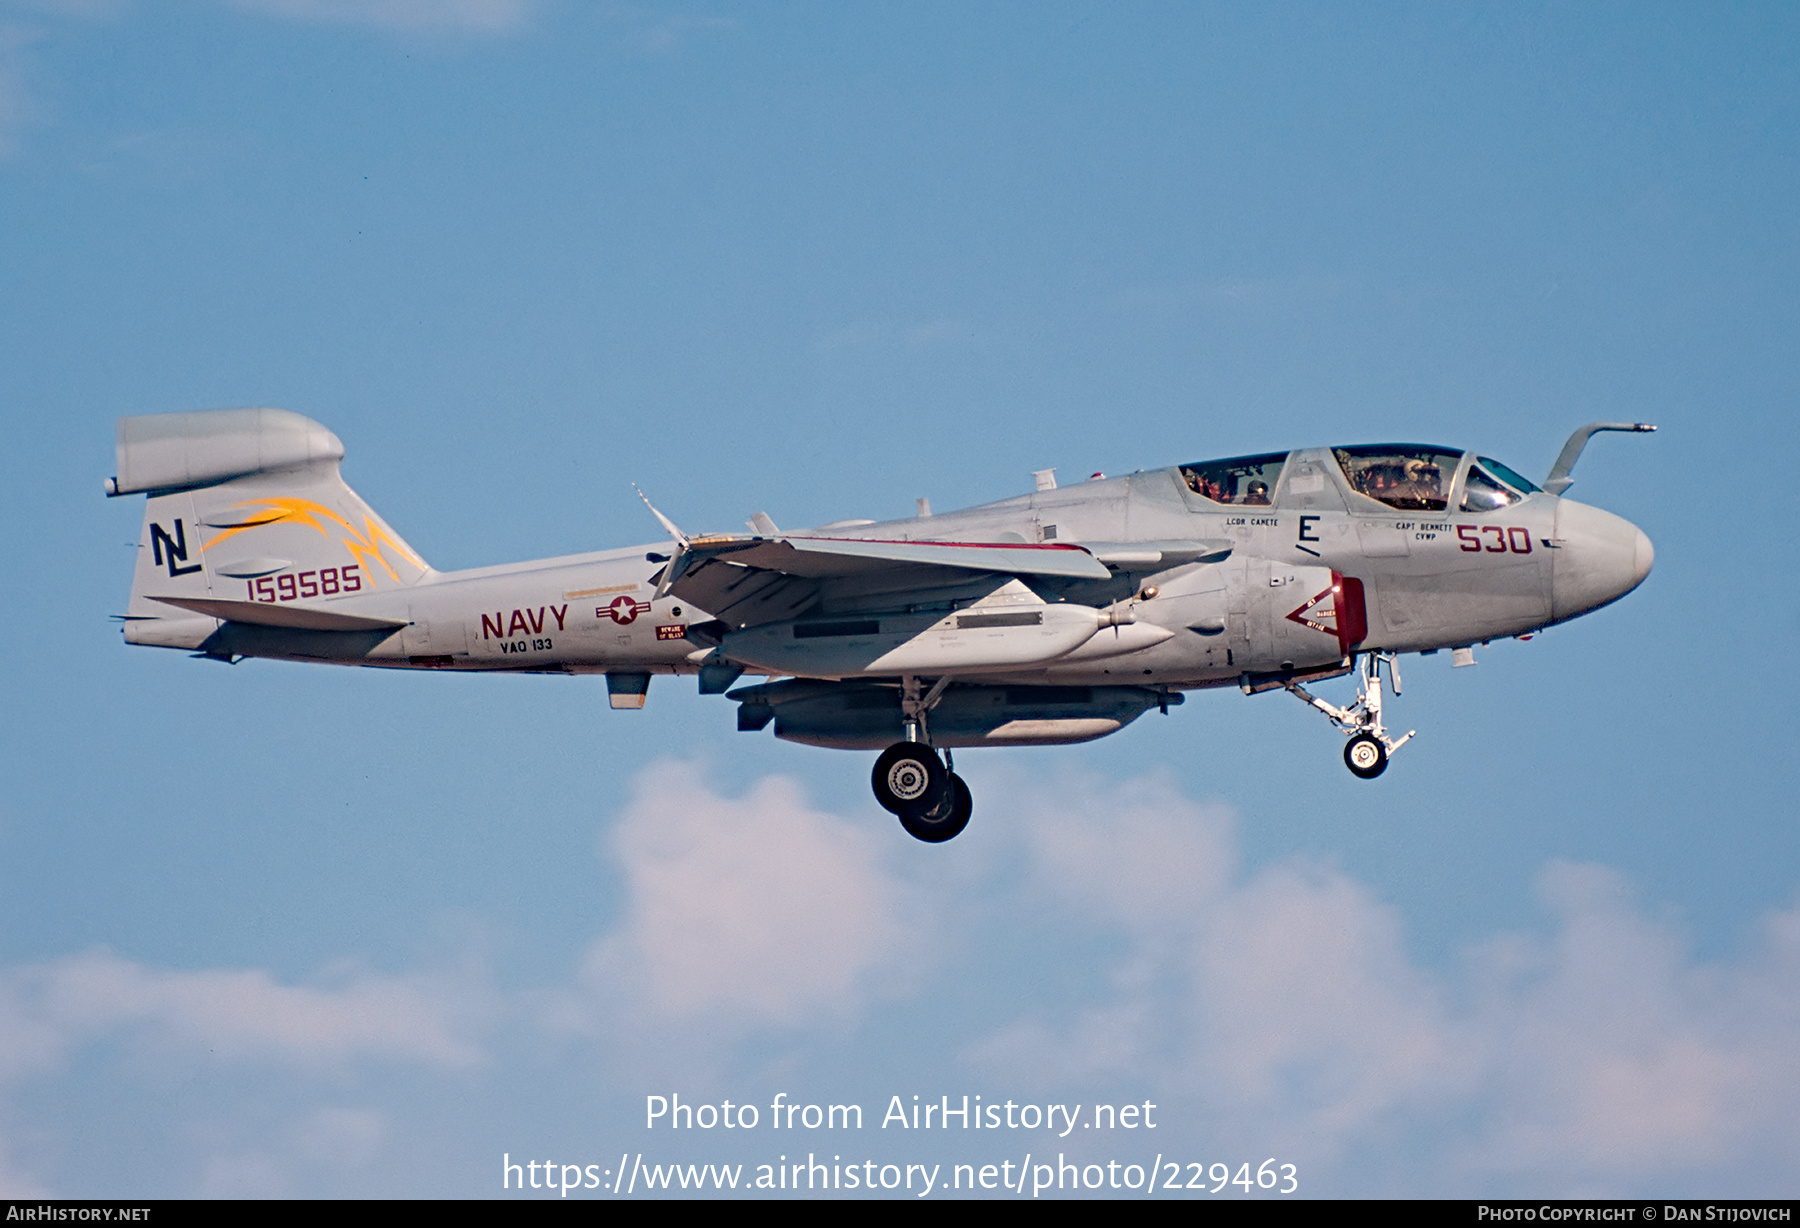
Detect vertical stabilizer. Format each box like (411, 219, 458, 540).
(112, 409, 431, 650)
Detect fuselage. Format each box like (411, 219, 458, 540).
(142, 444, 1651, 692)
(111, 411, 1655, 829)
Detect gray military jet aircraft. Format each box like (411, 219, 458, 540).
(107, 410, 1652, 841)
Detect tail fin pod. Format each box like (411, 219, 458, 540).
(107, 407, 345, 499)
(112, 409, 431, 645)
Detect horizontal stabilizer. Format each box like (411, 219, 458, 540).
(147, 596, 407, 633)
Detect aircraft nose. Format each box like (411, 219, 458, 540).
(1550, 499, 1653, 623)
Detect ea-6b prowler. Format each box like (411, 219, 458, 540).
(106, 410, 1653, 841)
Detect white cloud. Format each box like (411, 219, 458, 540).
(965, 770, 1465, 1148)
(0, 1137, 51, 1199)
(818, 321, 887, 351)
(571, 763, 923, 1031)
(598, 6, 737, 53)
(74, 126, 234, 182)
(0, 948, 486, 1194)
(2, 2, 129, 16)
(638, 12, 734, 53)
(963, 766, 1800, 1193)
(226, 0, 531, 33)
(0, 4, 139, 162)
(1453, 862, 1800, 1184)
(2, 764, 1796, 1195)
(903, 318, 966, 348)
(0, 24, 40, 159)
(0, 948, 485, 1076)
(195, 1106, 388, 1198)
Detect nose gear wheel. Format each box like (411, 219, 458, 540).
(1344, 733, 1387, 778)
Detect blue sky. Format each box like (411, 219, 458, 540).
(1, 0, 1797, 1198)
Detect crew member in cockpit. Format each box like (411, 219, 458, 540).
(1392, 459, 1441, 505)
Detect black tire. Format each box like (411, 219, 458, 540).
(1344, 733, 1388, 779)
(872, 742, 947, 815)
(900, 773, 972, 843)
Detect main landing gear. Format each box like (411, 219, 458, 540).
(871, 677, 973, 842)
(872, 742, 972, 841)
(1286, 651, 1415, 779)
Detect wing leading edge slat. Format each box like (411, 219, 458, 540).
(664, 535, 1114, 630)
(674, 535, 1110, 581)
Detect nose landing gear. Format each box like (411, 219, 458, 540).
(1287, 652, 1414, 779)
(871, 678, 973, 841)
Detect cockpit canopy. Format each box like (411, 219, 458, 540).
(1459, 457, 1541, 511)
(1177, 452, 1286, 506)
(1332, 445, 1463, 511)
(1180, 446, 1542, 513)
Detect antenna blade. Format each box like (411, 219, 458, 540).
(633, 485, 689, 544)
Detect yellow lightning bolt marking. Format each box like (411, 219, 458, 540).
(201, 498, 351, 551)
(199, 498, 424, 587)
(342, 515, 425, 583)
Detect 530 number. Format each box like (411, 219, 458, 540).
(1457, 525, 1532, 554)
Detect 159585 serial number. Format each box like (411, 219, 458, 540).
(244, 564, 362, 603)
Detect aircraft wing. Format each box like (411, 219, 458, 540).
(662, 534, 1114, 630)
(662, 534, 1233, 631)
